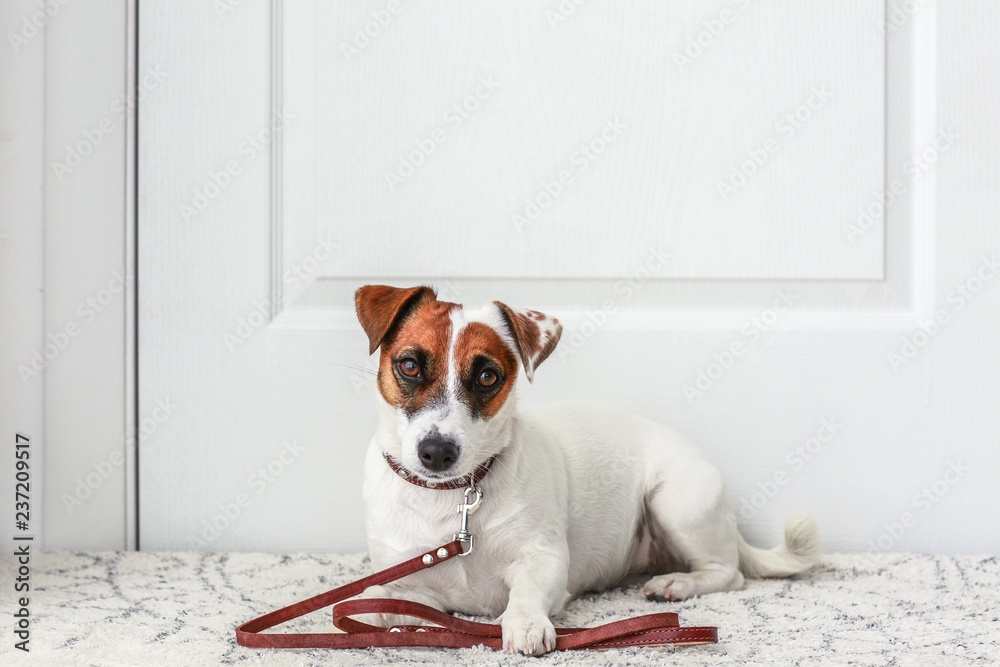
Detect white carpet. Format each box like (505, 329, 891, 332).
(1, 550, 997, 666)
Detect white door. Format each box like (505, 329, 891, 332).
(139, 1, 1000, 555)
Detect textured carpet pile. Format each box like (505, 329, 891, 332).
(1, 550, 997, 666)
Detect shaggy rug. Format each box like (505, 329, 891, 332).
(1, 550, 997, 666)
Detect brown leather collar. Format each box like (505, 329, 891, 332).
(383, 452, 497, 489)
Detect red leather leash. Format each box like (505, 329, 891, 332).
(235, 538, 718, 651)
(236, 460, 717, 651)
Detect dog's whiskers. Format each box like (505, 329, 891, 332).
(333, 363, 378, 376)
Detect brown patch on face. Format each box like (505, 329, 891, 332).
(453, 322, 519, 420)
(375, 297, 459, 414)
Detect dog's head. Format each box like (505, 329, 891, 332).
(355, 284, 561, 482)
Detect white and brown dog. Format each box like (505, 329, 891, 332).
(355, 284, 819, 655)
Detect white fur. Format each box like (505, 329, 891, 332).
(362, 303, 819, 655)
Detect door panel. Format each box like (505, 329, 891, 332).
(139, 1, 998, 556)
(304, 2, 885, 281)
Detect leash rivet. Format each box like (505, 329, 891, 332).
(436, 547, 448, 559)
(415, 628, 427, 632)
(389, 627, 401, 633)
(422, 554, 434, 565)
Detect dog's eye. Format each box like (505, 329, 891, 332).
(477, 369, 498, 388)
(399, 359, 420, 378)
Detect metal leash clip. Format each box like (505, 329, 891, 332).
(454, 474, 483, 556)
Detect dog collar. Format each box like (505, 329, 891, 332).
(382, 452, 497, 490)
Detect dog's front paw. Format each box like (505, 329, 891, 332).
(500, 610, 556, 656)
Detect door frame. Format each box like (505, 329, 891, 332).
(6, 0, 139, 551)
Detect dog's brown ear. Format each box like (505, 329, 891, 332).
(355, 285, 436, 355)
(493, 302, 562, 382)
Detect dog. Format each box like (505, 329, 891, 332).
(355, 284, 820, 655)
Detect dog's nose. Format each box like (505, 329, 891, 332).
(416, 435, 459, 472)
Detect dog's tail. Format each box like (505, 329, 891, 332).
(737, 512, 821, 579)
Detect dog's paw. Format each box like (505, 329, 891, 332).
(500, 610, 557, 656)
(642, 573, 698, 602)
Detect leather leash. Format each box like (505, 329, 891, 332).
(235, 471, 718, 651)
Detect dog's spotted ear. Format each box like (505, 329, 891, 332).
(493, 302, 562, 382)
(355, 285, 436, 355)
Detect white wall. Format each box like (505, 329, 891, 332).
(3, 0, 998, 554)
(0, 0, 46, 550)
(926, 0, 1000, 549)
(0, 0, 133, 550)
(42, 0, 133, 552)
